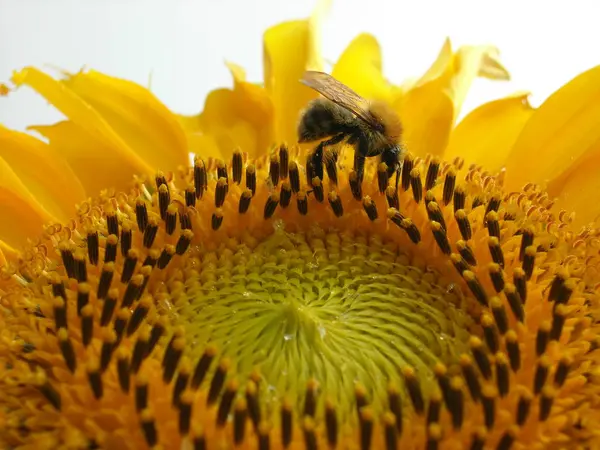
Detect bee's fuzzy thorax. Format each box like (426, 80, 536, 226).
(369, 100, 403, 142)
(297, 98, 357, 143)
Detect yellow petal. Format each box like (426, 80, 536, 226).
(179, 125, 221, 161)
(206, 121, 258, 161)
(60, 70, 190, 171)
(177, 113, 203, 136)
(196, 89, 236, 130)
(443, 92, 534, 171)
(181, 62, 274, 160)
(0, 125, 86, 221)
(179, 111, 223, 161)
(263, 0, 328, 144)
(29, 121, 150, 196)
(416, 38, 453, 85)
(395, 87, 454, 158)
(546, 143, 600, 228)
(503, 65, 600, 192)
(415, 39, 510, 109)
(225, 62, 274, 156)
(186, 134, 225, 163)
(306, 0, 331, 72)
(476, 49, 512, 80)
(394, 39, 510, 157)
(332, 34, 392, 103)
(0, 240, 19, 268)
(191, 88, 260, 158)
(394, 78, 417, 97)
(11, 67, 153, 178)
(182, 1, 329, 158)
(0, 156, 55, 248)
(451, 44, 510, 113)
(227, 62, 273, 127)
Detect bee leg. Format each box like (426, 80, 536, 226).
(309, 133, 346, 184)
(325, 149, 339, 185)
(307, 145, 324, 183)
(381, 146, 399, 176)
(353, 153, 366, 184)
(381, 146, 402, 191)
(352, 134, 371, 184)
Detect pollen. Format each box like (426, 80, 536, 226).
(0, 143, 599, 450)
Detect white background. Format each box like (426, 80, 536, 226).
(1, 0, 598, 132)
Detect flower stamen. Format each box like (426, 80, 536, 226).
(1, 137, 598, 449)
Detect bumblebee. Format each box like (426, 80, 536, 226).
(297, 71, 404, 187)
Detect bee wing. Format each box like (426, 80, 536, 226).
(300, 71, 379, 128)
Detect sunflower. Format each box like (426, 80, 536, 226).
(1, 5, 600, 450)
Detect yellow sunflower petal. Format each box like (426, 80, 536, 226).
(415, 39, 510, 108)
(503, 65, 600, 191)
(196, 89, 249, 155)
(443, 92, 534, 171)
(450, 44, 510, 112)
(263, 0, 328, 144)
(225, 62, 274, 155)
(0, 156, 54, 248)
(196, 89, 236, 130)
(0, 125, 86, 221)
(60, 70, 190, 171)
(209, 121, 258, 160)
(395, 40, 510, 157)
(29, 121, 150, 196)
(416, 38, 453, 85)
(225, 61, 273, 124)
(0, 240, 19, 268)
(178, 63, 274, 160)
(185, 133, 223, 163)
(396, 87, 454, 158)
(394, 77, 417, 96)
(546, 144, 600, 228)
(10, 67, 153, 178)
(183, 62, 273, 159)
(179, 0, 329, 159)
(180, 125, 222, 161)
(331, 34, 392, 103)
(192, 88, 261, 158)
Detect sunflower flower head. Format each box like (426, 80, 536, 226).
(1, 6, 600, 450)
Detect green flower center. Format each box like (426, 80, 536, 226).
(171, 224, 474, 420)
